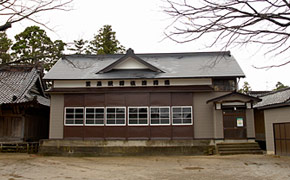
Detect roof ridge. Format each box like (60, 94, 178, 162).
(259, 87, 290, 97)
(64, 51, 231, 58)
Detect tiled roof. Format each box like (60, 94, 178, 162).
(254, 88, 290, 109)
(0, 66, 49, 106)
(248, 91, 271, 98)
(44, 51, 245, 80)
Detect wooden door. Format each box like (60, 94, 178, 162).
(274, 123, 290, 156)
(223, 109, 247, 139)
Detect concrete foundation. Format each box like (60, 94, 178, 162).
(39, 139, 215, 156)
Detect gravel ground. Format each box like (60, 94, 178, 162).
(0, 154, 289, 180)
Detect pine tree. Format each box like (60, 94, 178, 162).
(273, 82, 289, 91)
(0, 32, 12, 64)
(239, 81, 252, 94)
(11, 26, 66, 71)
(69, 39, 90, 54)
(89, 25, 125, 55)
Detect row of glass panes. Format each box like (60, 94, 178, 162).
(86, 80, 170, 87)
(65, 106, 192, 126)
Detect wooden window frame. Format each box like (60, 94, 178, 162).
(85, 107, 105, 126)
(128, 107, 149, 126)
(171, 106, 193, 125)
(150, 106, 170, 126)
(105, 107, 126, 126)
(64, 107, 84, 126)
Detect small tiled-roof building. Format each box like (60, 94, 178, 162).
(254, 88, 290, 156)
(0, 65, 49, 142)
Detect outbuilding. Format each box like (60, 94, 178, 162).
(0, 65, 49, 142)
(254, 88, 290, 156)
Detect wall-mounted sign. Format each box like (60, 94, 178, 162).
(237, 118, 244, 127)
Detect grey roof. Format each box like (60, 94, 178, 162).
(248, 91, 271, 98)
(0, 66, 49, 106)
(254, 88, 290, 109)
(44, 51, 245, 80)
(207, 91, 260, 103)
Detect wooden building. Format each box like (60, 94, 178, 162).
(42, 49, 261, 155)
(0, 66, 49, 142)
(254, 88, 290, 156)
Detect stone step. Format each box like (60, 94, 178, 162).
(217, 145, 260, 148)
(219, 150, 263, 155)
(216, 142, 263, 155)
(218, 147, 261, 151)
(217, 143, 259, 146)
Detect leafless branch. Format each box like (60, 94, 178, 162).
(0, 0, 72, 31)
(253, 60, 290, 69)
(164, 0, 290, 67)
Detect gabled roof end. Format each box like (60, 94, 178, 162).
(97, 48, 164, 74)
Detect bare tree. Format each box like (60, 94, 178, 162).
(164, 0, 290, 67)
(0, 0, 72, 31)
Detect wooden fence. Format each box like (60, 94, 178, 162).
(0, 142, 39, 153)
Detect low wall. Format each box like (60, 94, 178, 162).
(39, 139, 215, 156)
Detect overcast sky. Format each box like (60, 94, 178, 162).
(6, 0, 290, 91)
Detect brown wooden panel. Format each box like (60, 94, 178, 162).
(223, 109, 247, 139)
(125, 93, 149, 106)
(224, 128, 247, 139)
(0, 116, 3, 136)
(223, 116, 237, 128)
(274, 124, 280, 139)
(281, 140, 287, 156)
(104, 126, 126, 139)
(254, 109, 265, 140)
(84, 126, 104, 139)
(171, 93, 193, 106)
(127, 126, 150, 139)
(280, 124, 286, 139)
(150, 93, 171, 106)
(0, 116, 22, 139)
(275, 140, 282, 156)
(274, 123, 290, 156)
(85, 94, 105, 106)
(285, 124, 290, 139)
(287, 140, 290, 156)
(172, 126, 194, 139)
(64, 126, 84, 139)
(64, 94, 84, 106)
(150, 126, 171, 139)
(106, 93, 126, 106)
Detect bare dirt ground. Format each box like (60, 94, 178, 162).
(0, 154, 289, 180)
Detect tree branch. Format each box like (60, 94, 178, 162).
(0, 0, 72, 31)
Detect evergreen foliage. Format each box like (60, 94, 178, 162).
(69, 39, 90, 54)
(239, 81, 252, 94)
(89, 25, 125, 55)
(273, 82, 289, 91)
(0, 32, 12, 64)
(11, 26, 65, 71)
